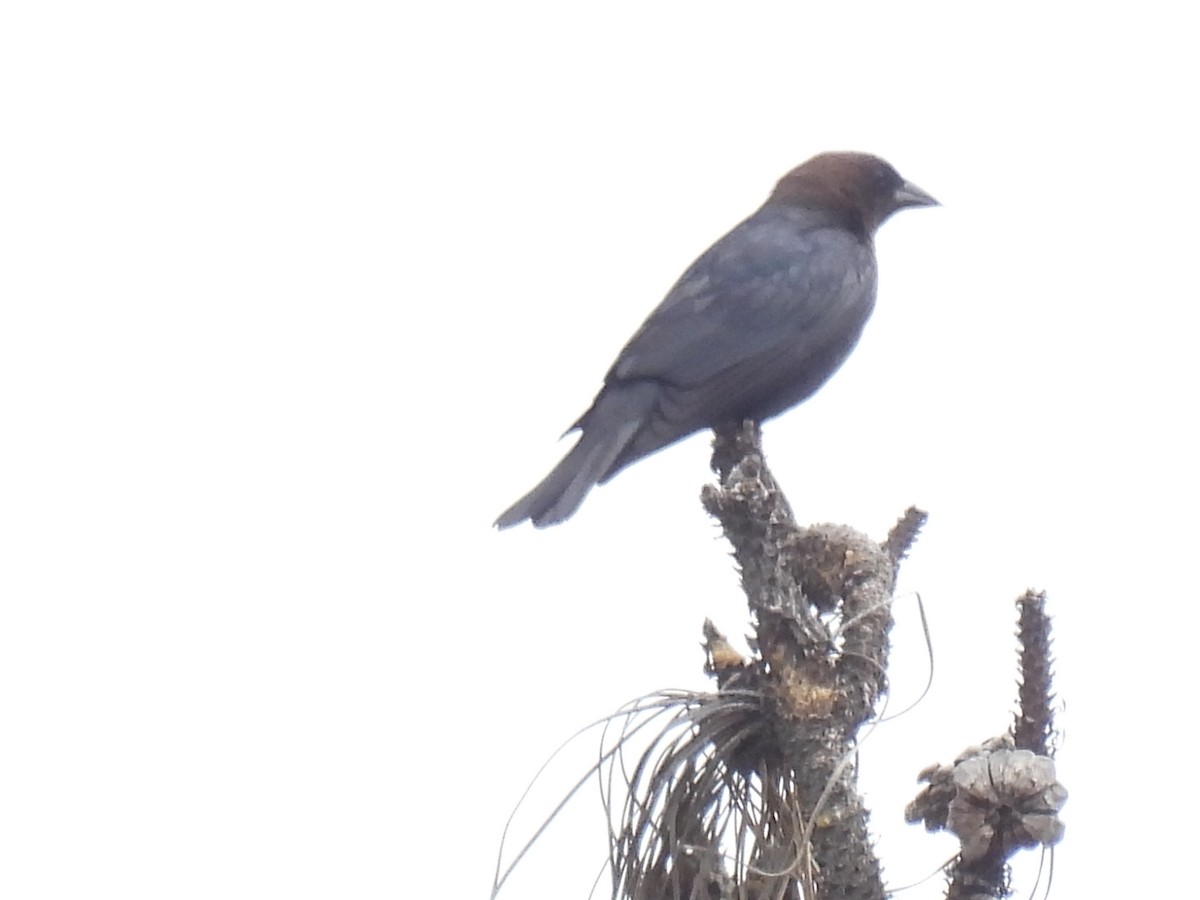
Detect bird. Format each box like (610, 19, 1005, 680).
(495, 152, 937, 529)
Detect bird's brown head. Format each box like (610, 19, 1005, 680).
(767, 152, 938, 237)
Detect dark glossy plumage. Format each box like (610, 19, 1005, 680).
(496, 152, 936, 528)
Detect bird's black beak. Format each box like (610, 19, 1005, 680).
(894, 180, 939, 209)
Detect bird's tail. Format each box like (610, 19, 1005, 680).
(494, 384, 657, 529)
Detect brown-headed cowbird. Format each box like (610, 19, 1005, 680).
(496, 152, 936, 529)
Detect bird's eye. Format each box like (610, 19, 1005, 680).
(871, 163, 899, 191)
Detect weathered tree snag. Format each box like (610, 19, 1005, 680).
(494, 423, 1065, 900)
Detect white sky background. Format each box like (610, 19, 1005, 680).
(2, 2, 1196, 896)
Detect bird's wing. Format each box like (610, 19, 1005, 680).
(609, 212, 875, 388)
